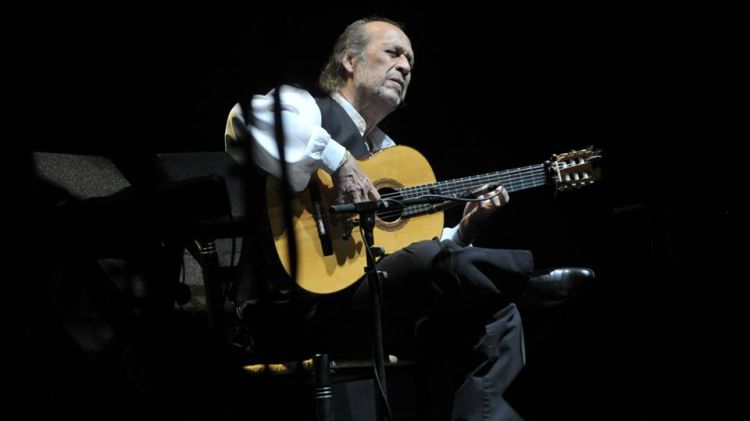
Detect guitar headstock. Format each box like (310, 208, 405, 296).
(548, 146, 602, 192)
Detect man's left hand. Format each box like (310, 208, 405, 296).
(457, 186, 509, 244)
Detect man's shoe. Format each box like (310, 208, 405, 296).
(519, 267, 595, 310)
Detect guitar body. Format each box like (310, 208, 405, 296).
(265, 144, 602, 294)
(266, 146, 443, 294)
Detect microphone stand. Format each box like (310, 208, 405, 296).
(359, 209, 389, 420)
(330, 195, 446, 421)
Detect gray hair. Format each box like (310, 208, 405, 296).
(318, 17, 405, 94)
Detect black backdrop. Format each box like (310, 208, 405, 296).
(4, 2, 749, 419)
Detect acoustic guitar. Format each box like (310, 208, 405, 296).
(266, 145, 601, 294)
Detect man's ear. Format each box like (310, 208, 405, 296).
(341, 52, 358, 74)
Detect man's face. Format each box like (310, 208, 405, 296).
(352, 22, 414, 110)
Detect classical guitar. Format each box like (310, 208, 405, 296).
(266, 145, 601, 294)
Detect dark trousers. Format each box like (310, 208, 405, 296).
(305, 240, 533, 421)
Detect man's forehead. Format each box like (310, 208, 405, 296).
(365, 22, 413, 50)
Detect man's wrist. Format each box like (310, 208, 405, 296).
(335, 151, 351, 173)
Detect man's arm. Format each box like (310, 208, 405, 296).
(441, 186, 509, 246)
(224, 85, 347, 192)
(224, 85, 378, 202)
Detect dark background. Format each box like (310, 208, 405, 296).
(4, 2, 749, 419)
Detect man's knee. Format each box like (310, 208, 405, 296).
(379, 239, 443, 277)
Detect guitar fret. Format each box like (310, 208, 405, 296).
(433, 164, 547, 196)
(394, 164, 548, 219)
(378, 164, 549, 222)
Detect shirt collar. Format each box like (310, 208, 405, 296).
(331, 92, 367, 136)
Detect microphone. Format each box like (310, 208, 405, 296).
(329, 199, 392, 214)
(329, 195, 446, 215)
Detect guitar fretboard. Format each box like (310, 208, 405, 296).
(393, 163, 548, 217)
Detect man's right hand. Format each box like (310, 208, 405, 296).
(457, 185, 509, 244)
(332, 152, 380, 204)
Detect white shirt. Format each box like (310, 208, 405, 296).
(225, 85, 345, 192)
(224, 85, 467, 245)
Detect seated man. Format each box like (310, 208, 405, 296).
(225, 17, 592, 421)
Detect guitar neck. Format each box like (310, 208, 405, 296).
(398, 163, 549, 215)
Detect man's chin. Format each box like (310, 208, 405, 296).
(375, 88, 405, 110)
(387, 92, 405, 107)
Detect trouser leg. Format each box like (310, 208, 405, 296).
(311, 240, 531, 420)
(354, 241, 531, 420)
(450, 303, 525, 421)
(351, 239, 533, 316)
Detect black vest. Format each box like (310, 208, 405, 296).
(315, 96, 370, 159)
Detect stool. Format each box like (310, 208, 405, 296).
(240, 353, 417, 421)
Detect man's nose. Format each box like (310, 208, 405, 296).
(395, 56, 411, 76)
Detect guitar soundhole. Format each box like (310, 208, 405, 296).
(376, 187, 404, 223)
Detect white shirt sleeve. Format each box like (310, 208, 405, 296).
(440, 224, 472, 247)
(224, 85, 347, 192)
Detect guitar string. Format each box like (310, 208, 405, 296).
(374, 170, 549, 219)
(375, 180, 547, 220)
(322, 165, 549, 223)
(376, 156, 593, 204)
(376, 169, 548, 212)
(378, 166, 547, 203)
(377, 165, 547, 200)
(324, 166, 548, 248)
(324, 153, 592, 238)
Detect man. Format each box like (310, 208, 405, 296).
(225, 17, 591, 421)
